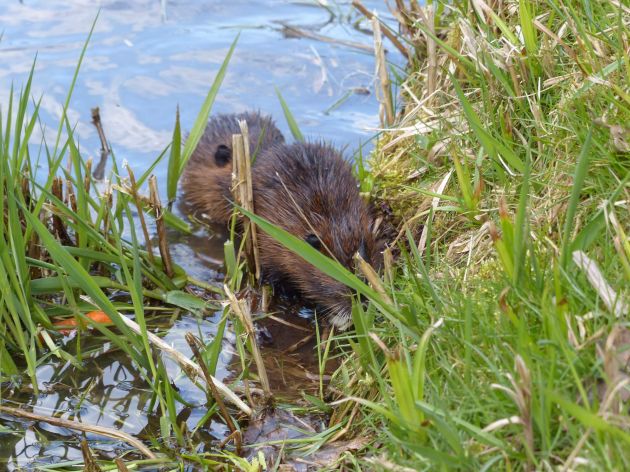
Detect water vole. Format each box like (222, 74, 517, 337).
(181, 112, 381, 328)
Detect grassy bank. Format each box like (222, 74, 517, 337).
(205, 1, 629, 468)
(314, 0, 629, 469)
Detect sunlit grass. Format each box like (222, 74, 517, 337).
(324, 0, 629, 469)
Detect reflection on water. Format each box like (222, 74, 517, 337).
(0, 0, 401, 468)
(0, 0, 396, 166)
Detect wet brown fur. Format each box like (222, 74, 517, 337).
(181, 112, 381, 328)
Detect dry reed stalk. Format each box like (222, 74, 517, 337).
(372, 14, 395, 127)
(149, 175, 173, 278)
(506, 58, 523, 100)
(66, 179, 77, 214)
(266, 314, 311, 332)
(238, 120, 261, 280)
(84, 158, 92, 194)
(218, 430, 244, 450)
(352, 1, 409, 58)
(0, 405, 156, 459)
(514, 356, 534, 465)
(51, 177, 73, 246)
(605, 206, 630, 266)
(573, 251, 628, 317)
(261, 284, 272, 312)
(91, 107, 111, 180)
(20, 174, 30, 208)
(231, 133, 255, 277)
(281, 24, 374, 53)
(328, 401, 361, 442)
(126, 165, 154, 263)
(391, 0, 413, 37)
(383, 247, 394, 286)
(224, 285, 271, 396)
(114, 458, 130, 472)
(419, 4, 437, 104)
(28, 236, 42, 278)
(283, 333, 315, 354)
(564, 326, 630, 470)
(80, 439, 101, 472)
(102, 188, 113, 237)
(490, 355, 534, 466)
(24, 170, 42, 277)
(354, 252, 392, 305)
(231, 133, 245, 204)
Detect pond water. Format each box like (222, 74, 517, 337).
(0, 0, 403, 468)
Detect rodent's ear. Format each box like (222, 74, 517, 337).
(214, 145, 231, 167)
(304, 234, 322, 250)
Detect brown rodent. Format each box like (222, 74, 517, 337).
(181, 112, 382, 329)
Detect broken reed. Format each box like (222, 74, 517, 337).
(226, 125, 271, 402)
(149, 175, 174, 278)
(126, 165, 154, 263)
(225, 285, 271, 397)
(233, 120, 261, 281)
(91, 107, 111, 180)
(371, 14, 395, 128)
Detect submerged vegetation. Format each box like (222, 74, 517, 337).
(1, 0, 629, 470)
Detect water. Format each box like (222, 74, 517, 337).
(0, 0, 402, 468)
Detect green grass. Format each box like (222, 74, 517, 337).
(313, 0, 629, 469)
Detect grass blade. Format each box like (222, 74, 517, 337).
(179, 33, 239, 175)
(167, 106, 182, 205)
(560, 127, 592, 267)
(275, 87, 304, 142)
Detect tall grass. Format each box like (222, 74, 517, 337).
(0, 30, 252, 468)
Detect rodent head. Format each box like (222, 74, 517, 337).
(254, 142, 383, 329)
(207, 112, 285, 168)
(296, 211, 383, 329)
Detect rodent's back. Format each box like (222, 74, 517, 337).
(252, 142, 381, 327)
(253, 142, 371, 261)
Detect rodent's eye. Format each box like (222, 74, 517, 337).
(214, 145, 231, 167)
(304, 234, 322, 250)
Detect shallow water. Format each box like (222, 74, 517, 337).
(0, 0, 402, 468)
